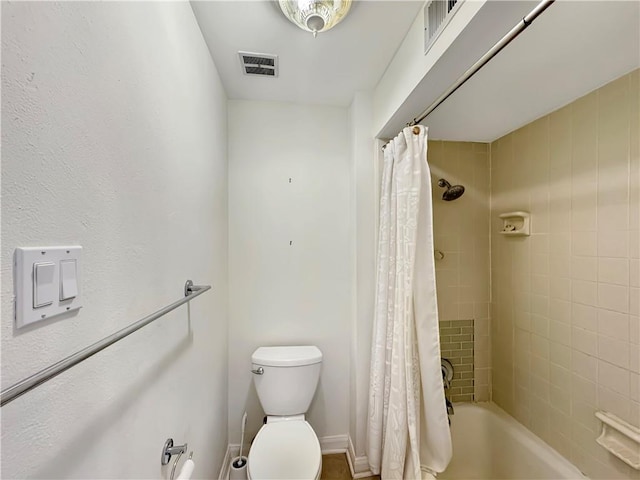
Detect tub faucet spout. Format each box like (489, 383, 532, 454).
(441, 358, 454, 390)
(446, 397, 454, 415)
(441, 366, 451, 389)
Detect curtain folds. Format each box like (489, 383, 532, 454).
(367, 126, 452, 479)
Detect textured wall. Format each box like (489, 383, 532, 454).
(491, 69, 639, 479)
(348, 92, 376, 462)
(227, 100, 351, 450)
(1, 3, 228, 478)
(429, 140, 491, 402)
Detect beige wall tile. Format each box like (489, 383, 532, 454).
(531, 294, 550, 317)
(489, 70, 639, 476)
(630, 259, 640, 287)
(571, 256, 598, 281)
(572, 231, 598, 257)
(572, 303, 598, 331)
(597, 309, 630, 341)
(475, 385, 490, 402)
(531, 334, 549, 359)
(431, 140, 491, 401)
(550, 363, 570, 387)
(598, 360, 630, 397)
(598, 336, 630, 369)
(572, 280, 598, 307)
(630, 373, 640, 403)
(550, 277, 572, 301)
(572, 326, 597, 355)
(630, 402, 640, 428)
(531, 314, 550, 338)
(631, 316, 640, 344)
(630, 343, 640, 374)
(475, 368, 489, 386)
(598, 258, 630, 286)
(572, 400, 599, 432)
(598, 229, 629, 258)
(631, 287, 639, 316)
(598, 386, 631, 423)
(549, 341, 571, 369)
(551, 389, 571, 418)
(572, 374, 597, 406)
(572, 350, 597, 382)
(597, 283, 629, 313)
(548, 431, 573, 464)
(598, 203, 629, 232)
(530, 373, 550, 401)
(550, 319, 571, 346)
(549, 298, 571, 324)
(551, 232, 572, 257)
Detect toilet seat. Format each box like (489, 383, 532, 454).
(247, 420, 322, 480)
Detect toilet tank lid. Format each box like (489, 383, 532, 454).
(252, 346, 322, 367)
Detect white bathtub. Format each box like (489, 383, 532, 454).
(438, 403, 587, 479)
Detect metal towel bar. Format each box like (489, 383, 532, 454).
(0, 280, 211, 407)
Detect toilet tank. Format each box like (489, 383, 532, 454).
(251, 346, 322, 416)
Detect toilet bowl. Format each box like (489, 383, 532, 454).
(247, 417, 322, 480)
(247, 346, 323, 480)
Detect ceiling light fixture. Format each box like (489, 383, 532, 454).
(278, 0, 352, 37)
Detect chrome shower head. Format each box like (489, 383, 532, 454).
(437, 178, 465, 201)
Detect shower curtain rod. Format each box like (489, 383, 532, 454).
(382, 0, 555, 149)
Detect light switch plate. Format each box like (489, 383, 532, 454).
(14, 246, 82, 328)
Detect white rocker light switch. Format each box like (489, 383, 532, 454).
(60, 259, 78, 300)
(33, 262, 55, 308)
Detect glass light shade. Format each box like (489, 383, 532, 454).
(278, 0, 352, 36)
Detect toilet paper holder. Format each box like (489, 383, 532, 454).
(161, 438, 188, 466)
(162, 438, 194, 480)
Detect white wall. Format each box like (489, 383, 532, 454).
(372, 1, 552, 140)
(372, 0, 486, 136)
(1, 3, 228, 478)
(348, 92, 376, 462)
(227, 100, 351, 449)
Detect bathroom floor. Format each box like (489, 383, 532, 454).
(320, 454, 380, 480)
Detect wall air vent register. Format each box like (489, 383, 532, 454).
(424, 0, 463, 54)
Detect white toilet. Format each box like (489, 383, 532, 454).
(247, 345, 323, 480)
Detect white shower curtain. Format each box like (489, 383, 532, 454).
(367, 126, 452, 480)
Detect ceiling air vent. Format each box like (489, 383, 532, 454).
(424, 0, 463, 54)
(239, 52, 278, 77)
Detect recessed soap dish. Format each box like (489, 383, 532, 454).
(499, 211, 530, 236)
(595, 411, 640, 470)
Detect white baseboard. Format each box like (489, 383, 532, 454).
(319, 434, 349, 454)
(220, 435, 355, 479)
(218, 444, 234, 480)
(346, 436, 374, 479)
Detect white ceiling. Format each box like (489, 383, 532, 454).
(191, 0, 424, 107)
(382, 0, 640, 141)
(192, 1, 640, 141)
